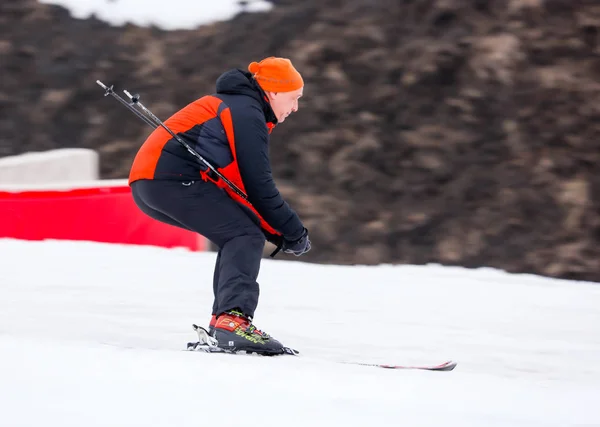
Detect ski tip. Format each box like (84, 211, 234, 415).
(425, 360, 457, 371)
(441, 360, 458, 371)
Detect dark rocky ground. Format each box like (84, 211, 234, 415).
(3, 0, 600, 281)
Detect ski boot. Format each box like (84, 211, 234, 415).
(212, 309, 285, 356)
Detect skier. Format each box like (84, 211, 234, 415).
(128, 57, 311, 355)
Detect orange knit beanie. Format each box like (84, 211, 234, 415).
(248, 57, 304, 93)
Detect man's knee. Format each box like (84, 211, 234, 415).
(241, 230, 266, 249)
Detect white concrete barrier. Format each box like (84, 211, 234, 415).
(0, 149, 99, 185)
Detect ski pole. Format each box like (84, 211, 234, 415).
(95, 80, 248, 201)
(96, 81, 157, 129)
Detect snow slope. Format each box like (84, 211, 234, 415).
(38, 0, 273, 30)
(0, 239, 599, 427)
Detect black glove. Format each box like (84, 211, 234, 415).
(282, 228, 311, 257)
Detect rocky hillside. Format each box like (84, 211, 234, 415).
(3, 0, 600, 281)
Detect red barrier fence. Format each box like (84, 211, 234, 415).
(0, 182, 205, 251)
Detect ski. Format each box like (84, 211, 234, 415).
(186, 324, 456, 371)
(187, 342, 299, 356)
(345, 360, 457, 371)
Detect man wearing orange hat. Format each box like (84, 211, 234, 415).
(128, 57, 310, 355)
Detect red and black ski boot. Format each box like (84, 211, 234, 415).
(213, 309, 284, 355)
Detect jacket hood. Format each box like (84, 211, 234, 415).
(215, 69, 278, 125)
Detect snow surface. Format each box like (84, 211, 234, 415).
(38, 0, 273, 30)
(1, 238, 599, 427)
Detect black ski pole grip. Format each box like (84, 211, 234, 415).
(269, 241, 283, 258)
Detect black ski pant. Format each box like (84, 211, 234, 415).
(130, 179, 265, 318)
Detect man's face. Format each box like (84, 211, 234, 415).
(267, 87, 303, 123)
